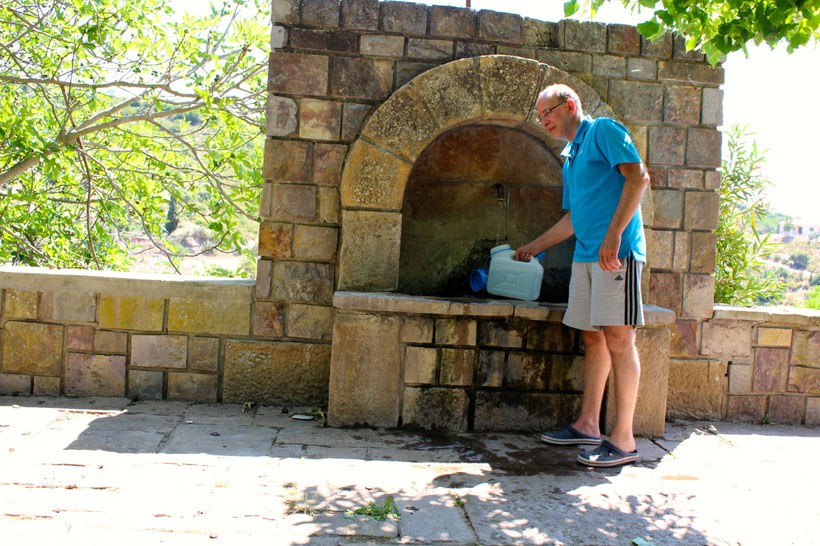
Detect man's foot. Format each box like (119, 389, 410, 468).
(577, 440, 639, 468)
(540, 425, 602, 446)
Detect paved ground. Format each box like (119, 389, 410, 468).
(0, 397, 817, 545)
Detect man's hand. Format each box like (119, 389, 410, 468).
(514, 243, 539, 262)
(598, 231, 622, 271)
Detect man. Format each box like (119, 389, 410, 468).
(515, 84, 650, 468)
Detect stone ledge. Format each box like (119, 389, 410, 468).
(0, 266, 254, 302)
(712, 304, 820, 327)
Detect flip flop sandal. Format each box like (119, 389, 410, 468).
(577, 440, 639, 468)
(540, 425, 602, 446)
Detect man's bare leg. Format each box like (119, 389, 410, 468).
(601, 325, 640, 453)
(571, 329, 611, 439)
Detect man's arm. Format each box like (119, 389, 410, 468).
(514, 212, 574, 261)
(598, 161, 650, 271)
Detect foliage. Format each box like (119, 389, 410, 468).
(713, 125, 785, 306)
(0, 0, 269, 274)
(791, 251, 810, 270)
(565, 0, 820, 64)
(758, 210, 794, 234)
(349, 496, 400, 521)
(802, 285, 820, 310)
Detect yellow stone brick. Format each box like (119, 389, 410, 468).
(757, 327, 792, 347)
(98, 295, 164, 331)
(168, 299, 250, 335)
(2, 321, 63, 375)
(4, 289, 38, 319)
(340, 140, 412, 210)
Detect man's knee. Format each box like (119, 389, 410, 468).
(602, 326, 637, 357)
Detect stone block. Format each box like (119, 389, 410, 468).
(270, 25, 286, 49)
(360, 34, 404, 57)
(341, 0, 378, 30)
(302, 0, 339, 27)
(455, 41, 495, 59)
(649, 271, 681, 316)
(666, 358, 724, 420)
(2, 321, 63, 375)
(479, 55, 541, 121)
(757, 327, 792, 347)
(790, 330, 820, 366)
(263, 139, 312, 183)
(664, 85, 701, 124)
(673, 231, 689, 270)
(340, 140, 412, 210)
(702, 87, 723, 126)
(609, 80, 662, 123)
(270, 184, 316, 222)
(626, 57, 657, 80)
(440, 348, 475, 386)
(768, 395, 804, 424)
(341, 103, 372, 142)
(659, 61, 724, 85)
(648, 126, 686, 165)
(686, 128, 722, 168)
(407, 38, 453, 60)
(526, 322, 576, 353)
(361, 86, 440, 163)
(479, 321, 523, 348)
(400, 318, 433, 344)
(642, 33, 673, 58)
(256, 259, 273, 300)
(191, 337, 219, 373)
(474, 391, 582, 432)
(701, 320, 751, 358)
(592, 55, 625, 78)
(131, 335, 187, 369)
(505, 351, 547, 389)
(98, 295, 164, 331)
(671, 320, 699, 357)
(128, 370, 163, 400)
(648, 229, 673, 269)
(477, 349, 505, 387)
(328, 313, 399, 426)
(272, 0, 299, 25)
(691, 231, 717, 273)
(290, 29, 355, 52)
(338, 210, 402, 291)
(684, 191, 719, 230)
(258, 222, 292, 258)
(521, 17, 558, 47)
(478, 10, 521, 43)
(729, 362, 752, 394)
(550, 354, 584, 391)
(681, 274, 715, 319)
(266, 95, 298, 137)
(33, 376, 60, 396)
(753, 347, 790, 392)
(299, 98, 342, 140)
(330, 57, 393, 100)
(788, 366, 820, 394)
(669, 169, 702, 190)
(39, 290, 95, 322)
(673, 35, 705, 61)
(807, 397, 820, 425)
(435, 318, 477, 346)
(608, 24, 640, 54)
(537, 49, 591, 74)
(381, 1, 427, 34)
(168, 299, 251, 336)
(402, 387, 469, 431)
(704, 170, 721, 190)
(404, 346, 437, 385)
(727, 395, 766, 422)
(67, 325, 94, 352)
(65, 353, 125, 396)
(4, 289, 38, 319)
(317, 187, 340, 224)
(561, 19, 606, 52)
(293, 225, 338, 261)
(430, 6, 476, 39)
(411, 57, 482, 129)
(271, 261, 334, 304)
(0, 373, 30, 396)
(253, 301, 285, 338)
(268, 53, 329, 95)
(168, 372, 218, 402)
(94, 330, 127, 354)
(648, 166, 668, 187)
(287, 304, 334, 340)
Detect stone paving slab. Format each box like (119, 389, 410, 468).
(0, 396, 818, 545)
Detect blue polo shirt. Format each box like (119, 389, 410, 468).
(561, 116, 646, 263)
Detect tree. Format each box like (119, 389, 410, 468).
(565, 0, 820, 64)
(0, 0, 269, 273)
(713, 125, 785, 306)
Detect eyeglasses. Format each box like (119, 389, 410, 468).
(535, 101, 566, 123)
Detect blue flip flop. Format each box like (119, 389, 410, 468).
(577, 440, 639, 468)
(540, 425, 602, 446)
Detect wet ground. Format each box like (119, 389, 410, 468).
(1, 396, 818, 544)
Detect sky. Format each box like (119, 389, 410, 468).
(177, 0, 820, 223)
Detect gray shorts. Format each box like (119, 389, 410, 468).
(562, 257, 644, 331)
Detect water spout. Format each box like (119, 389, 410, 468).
(490, 183, 504, 203)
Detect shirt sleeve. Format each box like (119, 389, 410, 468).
(593, 118, 642, 172)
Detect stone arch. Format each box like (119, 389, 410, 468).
(337, 54, 649, 292)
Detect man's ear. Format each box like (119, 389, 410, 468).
(566, 98, 576, 113)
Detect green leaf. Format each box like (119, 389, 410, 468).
(564, 0, 580, 17)
(636, 20, 662, 38)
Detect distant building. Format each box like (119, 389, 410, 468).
(778, 220, 820, 239)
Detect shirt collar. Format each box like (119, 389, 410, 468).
(561, 116, 593, 158)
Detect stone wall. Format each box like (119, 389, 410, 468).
(667, 305, 820, 425)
